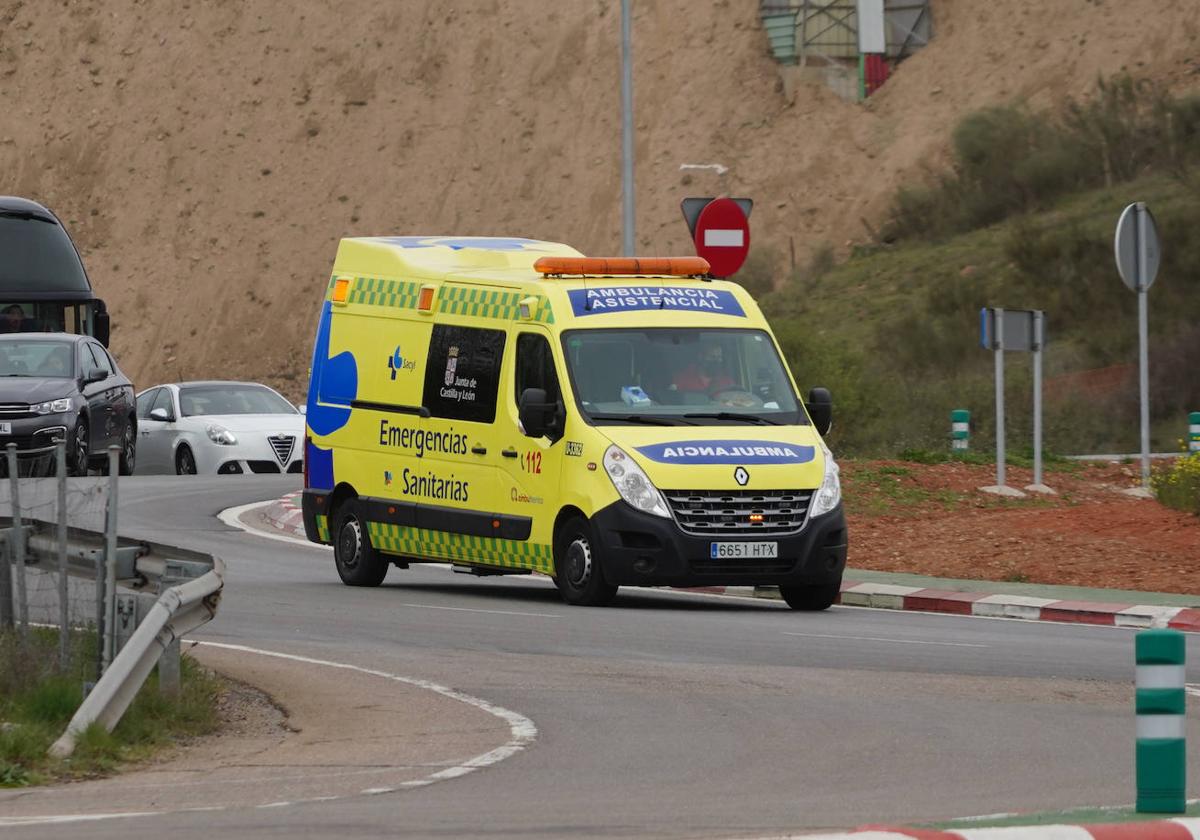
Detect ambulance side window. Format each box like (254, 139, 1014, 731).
(515, 333, 563, 438)
(422, 324, 505, 423)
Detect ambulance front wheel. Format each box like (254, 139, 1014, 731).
(554, 516, 617, 607)
(333, 499, 388, 587)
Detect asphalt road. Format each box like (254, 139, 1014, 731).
(8, 476, 1200, 838)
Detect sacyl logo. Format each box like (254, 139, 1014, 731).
(388, 346, 416, 379)
(734, 466, 749, 486)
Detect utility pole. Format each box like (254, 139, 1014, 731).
(620, 0, 635, 256)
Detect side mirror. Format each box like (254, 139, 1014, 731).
(805, 387, 832, 436)
(297, 404, 307, 416)
(518, 387, 554, 438)
(84, 369, 107, 385)
(149, 407, 171, 422)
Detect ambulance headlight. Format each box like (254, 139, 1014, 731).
(206, 423, 238, 446)
(809, 443, 841, 518)
(603, 445, 670, 518)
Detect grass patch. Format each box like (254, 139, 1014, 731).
(0, 628, 221, 786)
(842, 462, 969, 517)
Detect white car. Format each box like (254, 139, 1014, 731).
(134, 381, 304, 475)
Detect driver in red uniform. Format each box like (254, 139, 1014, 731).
(673, 343, 736, 394)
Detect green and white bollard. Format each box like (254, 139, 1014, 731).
(1136, 628, 1187, 814)
(951, 409, 970, 452)
(1189, 411, 1200, 454)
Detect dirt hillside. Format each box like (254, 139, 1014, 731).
(1, 0, 1197, 393)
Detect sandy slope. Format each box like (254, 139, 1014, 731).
(0, 0, 1196, 393)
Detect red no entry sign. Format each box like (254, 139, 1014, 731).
(693, 197, 750, 278)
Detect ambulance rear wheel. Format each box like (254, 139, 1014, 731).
(554, 516, 617, 607)
(779, 581, 840, 611)
(333, 499, 387, 587)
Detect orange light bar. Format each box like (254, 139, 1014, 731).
(417, 285, 436, 311)
(332, 277, 352, 303)
(533, 257, 711, 277)
(749, 514, 764, 523)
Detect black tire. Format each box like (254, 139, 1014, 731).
(779, 580, 841, 612)
(68, 419, 90, 477)
(333, 499, 387, 587)
(118, 421, 136, 476)
(175, 445, 197, 475)
(553, 516, 617, 607)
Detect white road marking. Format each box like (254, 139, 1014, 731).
(783, 631, 989, 648)
(0, 640, 538, 826)
(400, 602, 561, 618)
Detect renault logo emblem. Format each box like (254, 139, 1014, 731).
(734, 466, 749, 486)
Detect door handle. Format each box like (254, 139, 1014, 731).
(501, 448, 518, 458)
(471, 445, 487, 455)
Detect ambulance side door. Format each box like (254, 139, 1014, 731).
(497, 330, 565, 551)
(416, 323, 505, 555)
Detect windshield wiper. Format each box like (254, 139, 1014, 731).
(588, 413, 693, 427)
(681, 411, 781, 425)
(0, 373, 31, 378)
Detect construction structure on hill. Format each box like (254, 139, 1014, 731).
(760, 0, 931, 101)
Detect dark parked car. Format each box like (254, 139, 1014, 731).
(0, 333, 135, 475)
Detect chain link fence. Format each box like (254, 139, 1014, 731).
(0, 442, 118, 682)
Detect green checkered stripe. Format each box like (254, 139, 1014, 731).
(437, 285, 555, 324)
(367, 522, 554, 573)
(316, 514, 330, 542)
(344, 276, 424, 309)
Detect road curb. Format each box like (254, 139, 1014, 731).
(260, 490, 304, 536)
(255, 492, 1200, 630)
(803, 819, 1200, 837)
(834, 580, 1200, 631)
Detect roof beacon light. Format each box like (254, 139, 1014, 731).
(533, 256, 710, 278)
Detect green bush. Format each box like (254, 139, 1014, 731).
(1152, 453, 1200, 516)
(885, 76, 1200, 241)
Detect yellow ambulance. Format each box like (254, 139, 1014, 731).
(302, 237, 846, 609)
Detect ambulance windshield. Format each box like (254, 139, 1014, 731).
(561, 328, 803, 426)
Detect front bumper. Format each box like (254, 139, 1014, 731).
(0, 415, 74, 475)
(193, 435, 303, 475)
(591, 499, 847, 588)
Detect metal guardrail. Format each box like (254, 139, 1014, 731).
(49, 555, 224, 758)
(1, 442, 226, 758)
(4, 514, 226, 757)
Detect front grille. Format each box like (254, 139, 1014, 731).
(286, 459, 303, 474)
(0, 403, 31, 417)
(269, 434, 295, 466)
(664, 489, 812, 536)
(248, 460, 281, 474)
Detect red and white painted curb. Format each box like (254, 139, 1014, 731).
(801, 819, 1200, 838)
(256, 492, 1200, 632)
(261, 490, 305, 536)
(834, 581, 1200, 631)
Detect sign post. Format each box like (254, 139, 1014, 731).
(1114, 202, 1161, 490)
(979, 307, 1051, 496)
(681, 197, 753, 279)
